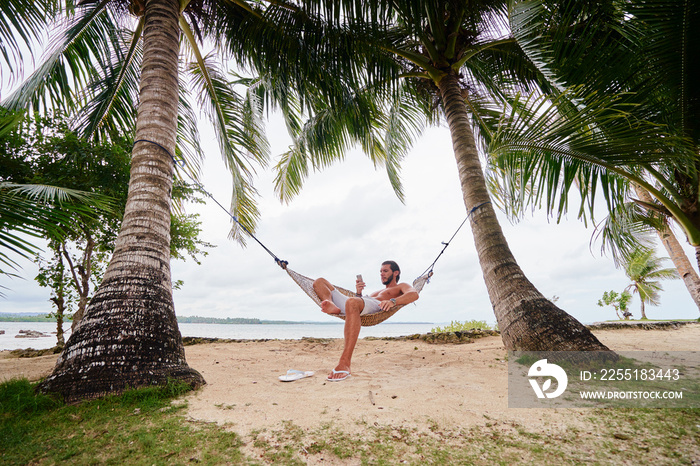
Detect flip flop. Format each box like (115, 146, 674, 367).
(326, 369, 351, 382)
(278, 369, 315, 382)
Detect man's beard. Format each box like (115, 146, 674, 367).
(382, 276, 393, 286)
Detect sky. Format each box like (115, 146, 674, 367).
(2, 113, 698, 326)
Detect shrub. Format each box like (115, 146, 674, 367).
(431, 320, 495, 333)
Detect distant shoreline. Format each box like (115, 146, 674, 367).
(0, 313, 432, 326)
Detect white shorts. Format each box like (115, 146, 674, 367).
(331, 289, 382, 316)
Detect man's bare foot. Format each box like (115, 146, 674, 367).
(327, 365, 351, 381)
(320, 299, 341, 315)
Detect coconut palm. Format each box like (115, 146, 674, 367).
(27, 0, 207, 400)
(5, 0, 245, 400)
(5, 0, 392, 401)
(588, 182, 700, 313)
(632, 186, 700, 312)
(491, 0, 700, 304)
(623, 248, 678, 319)
(273, 0, 611, 352)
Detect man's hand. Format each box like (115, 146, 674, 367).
(355, 278, 366, 296)
(379, 300, 395, 311)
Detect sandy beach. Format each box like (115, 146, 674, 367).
(2, 323, 698, 442)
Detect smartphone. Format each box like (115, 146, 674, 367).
(356, 274, 363, 282)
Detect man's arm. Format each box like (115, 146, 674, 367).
(378, 283, 419, 311)
(395, 283, 419, 305)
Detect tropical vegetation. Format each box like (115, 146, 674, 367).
(0, 113, 213, 346)
(0, 182, 113, 285)
(489, 0, 700, 311)
(273, 0, 609, 352)
(3, 0, 694, 401)
(431, 319, 496, 333)
(597, 290, 633, 320)
(2, 0, 394, 401)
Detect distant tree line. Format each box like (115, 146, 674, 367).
(0, 314, 59, 323)
(0, 314, 302, 325)
(174, 316, 262, 325)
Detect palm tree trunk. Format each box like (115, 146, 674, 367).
(38, 0, 204, 402)
(437, 72, 610, 352)
(634, 185, 700, 314)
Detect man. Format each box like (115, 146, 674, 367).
(312, 260, 419, 381)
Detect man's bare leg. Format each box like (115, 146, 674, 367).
(313, 277, 341, 315)
(329, 297, 363, 380)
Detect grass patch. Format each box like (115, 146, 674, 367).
(0, 378, 244, 465)
(2, 378, 698, 464)
(244, 409, 699, 465)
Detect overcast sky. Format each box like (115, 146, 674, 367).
(2, 113, 697, 326)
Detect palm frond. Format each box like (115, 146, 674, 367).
(3, 1, 125, 116)
(272, 85, 392, 204)
(510, 0, 699, 153)
(186, 46, 270, 243)
(488, 86, 684, 222)
(624, 0, 700, 141)
(74, 15, 143, 140)
(381, 80, 434, 201)
(510, 0, 637, 94)
(174, 83, 204, 185)
(0, 182, 115, 276)
(0, 108, 26, 137)
(592, 200, 661, 267)
(0, 0, 55, 80)
(213, 0, 402, 112)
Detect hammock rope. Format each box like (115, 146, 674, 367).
(135, 139, 485, 326)
(134, 139, 290, 269)
(417, 200, 490, 279)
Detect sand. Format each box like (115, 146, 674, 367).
(1, 323, 698, 437)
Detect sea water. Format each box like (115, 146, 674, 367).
(0, 321, 436, 351)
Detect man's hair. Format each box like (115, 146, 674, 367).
(382, 260, 400, 282)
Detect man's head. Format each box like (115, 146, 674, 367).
(381, 260, 401, 285)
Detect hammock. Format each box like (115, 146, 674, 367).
(282, 265, 433, 326)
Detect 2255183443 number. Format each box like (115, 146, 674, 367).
(597, 368, 680, 381)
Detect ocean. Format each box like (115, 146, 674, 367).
(0, 321, 437, 351)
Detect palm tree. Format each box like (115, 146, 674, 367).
(623, 248, 679, 319)
(491, 1, 700, 310)
(590, 183, 700, 313)
(274, 1, 610, 352)
(633, 185, 700, 312)
(6, 0, 388, 401)
(32, 0, 207, 401)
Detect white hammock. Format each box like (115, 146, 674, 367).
(283, 267, 432, 326)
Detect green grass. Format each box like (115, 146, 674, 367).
(2, 378, 698, 464)
(0, 378, 244, 465)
